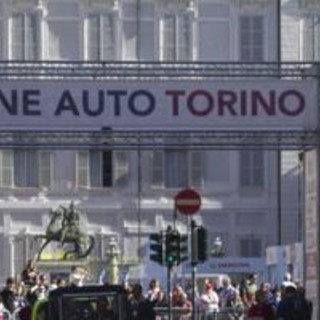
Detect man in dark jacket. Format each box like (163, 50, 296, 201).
(1, 277, 16, 314)
(276, 285, 311, 320)
(127, 283, 156, 320)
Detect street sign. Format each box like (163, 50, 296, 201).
(175, 188, 201, 215)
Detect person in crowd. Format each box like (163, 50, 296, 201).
(296, 284, 312, 320)
(1, 277, 17, 314)
(258, 282, 275, 309)
(127, 283, 156, 320)
(146, 279, 161, 303)
(56, 277, 66, 289)
(281, 273, 296, 290)
(243, 273, 258, 307)
(172, 284, 192, 320)
(247, 290, 276, 320)
(153, 289, 168, 308)
(21, 260, 38, 287)
(270, 286, 282, 308)
(30, 274, 49, 301)
(200, 280, 219, 320)
(219, 276, 238, 309)
(15, 281, 28, 310)
(225, 290, 245, 320)
(69, 265, 86, 287)
(276, 284, 311, 320)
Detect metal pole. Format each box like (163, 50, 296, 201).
(136, 0, 140, 60)
(167, 266, 172, 320)
(173, 207, 177, 230)
(191, 219, 197, 320)
(277, 0, 281, 64)
(137, 135, 142, 262)
(276, 0, 282, 246)
(277, 150, 282, 245)
(191, 263, 197, 320)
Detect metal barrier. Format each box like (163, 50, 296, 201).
(154, 306, 248, 320)
(6, 305, 248, 320)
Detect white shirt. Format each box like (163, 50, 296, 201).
(200, 290, 219, 312)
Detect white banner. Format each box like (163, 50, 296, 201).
(0, 79, 317, 130)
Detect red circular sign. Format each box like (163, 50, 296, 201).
(175, 188, 201, 215)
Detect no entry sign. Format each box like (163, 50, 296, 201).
(175, 189, 201, 215)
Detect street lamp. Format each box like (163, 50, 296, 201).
(106, 236, 121, 284)
(211, 237, 223, 257)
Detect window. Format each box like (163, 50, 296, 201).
(13, 150, 51, 188)
(90, 150, 113, 187)
(0, 151, 13, 187)
(151, 150, 203, 189)
(87, 13, 117, 60)
(239, 15, 264, 62)
(11, 12, 38, 60)
(47, 3, 79, 60)
(161, 13, 192, 61)
(239, 150, 264, 188)
(0, 4, 4, 60)
(303, 14, 320, 60)
(76, 150, 128, 188)
(239, 236, 262, 257)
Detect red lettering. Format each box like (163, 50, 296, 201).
(252, 90, 276, 115)
(279, 90, 305, 116)
(217, 91, 237, 115)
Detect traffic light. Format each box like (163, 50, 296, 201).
(149, 232, 164, 265)
(197, 226, 208, 263)
(179, 233, 189, 264)
(165, 229, 189, 267)
(165, 229, 180, 267)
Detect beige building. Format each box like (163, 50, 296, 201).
(0, 0, 316, 287)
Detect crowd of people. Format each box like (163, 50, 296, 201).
(0, 260, 80, 320)
(0, 260, 314, 320)
(136, 273, 313, 320)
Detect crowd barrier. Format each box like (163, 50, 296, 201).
(6, 305, 249, 320)
(154, 306, 248, 320)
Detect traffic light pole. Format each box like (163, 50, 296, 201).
(191, 219, 197, 320)
(191, 262, 197, 320)
(167, 265, 172, 320)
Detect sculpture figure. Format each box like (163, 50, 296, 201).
(37, 202, 95, 260)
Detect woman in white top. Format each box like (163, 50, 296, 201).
(200, 280, 219, 320)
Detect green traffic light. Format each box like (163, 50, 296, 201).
(164, 229, 189, 266)
(165, 230, 179, 266)
(166, 256, 174, 263)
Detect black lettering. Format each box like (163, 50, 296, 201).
(0, 90, 18, 115)
(82, 90, 104, 116)
(23, 90, 41, 115)
(55, 90, 80, 116)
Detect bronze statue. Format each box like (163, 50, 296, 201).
(37, 202, 95, 260)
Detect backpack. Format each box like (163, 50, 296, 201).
(287, 296, 311, 320)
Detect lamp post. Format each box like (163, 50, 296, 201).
(106, 236, 120, 284)
(211, 237, 223, 257)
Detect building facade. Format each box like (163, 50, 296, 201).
(0, 0, 316, 286)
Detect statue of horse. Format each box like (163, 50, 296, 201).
(36, 203, 95, 261)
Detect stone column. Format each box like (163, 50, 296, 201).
(106, 237, 120, 284)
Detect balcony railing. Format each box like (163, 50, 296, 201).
(0, 61, 316, 79)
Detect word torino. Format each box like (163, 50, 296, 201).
(0, 88, 305, 117)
